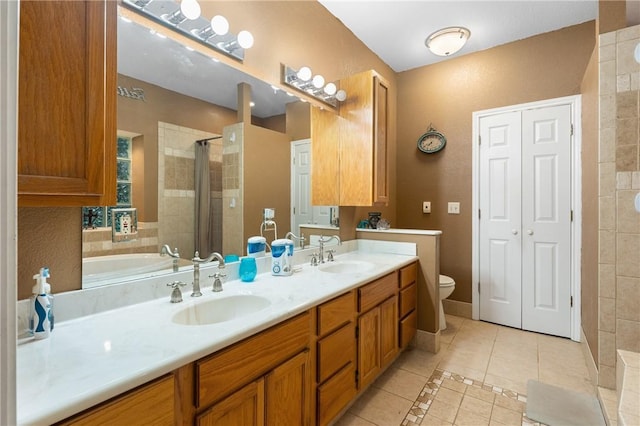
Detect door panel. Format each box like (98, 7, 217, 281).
(292, 140, 313, 233)
(522, 105, 572, 337)
(479, 112, 522, 328)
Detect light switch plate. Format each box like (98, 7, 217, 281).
(422, 201, 431, 214)
(448, 202, 460, 214)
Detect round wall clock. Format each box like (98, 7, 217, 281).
(417, 126, 446, 154)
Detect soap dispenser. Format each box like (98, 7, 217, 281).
(29, 267, 52, 339)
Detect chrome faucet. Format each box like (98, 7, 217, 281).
(160, 244, 180, 272)
(285, 231, 306, 249)
(191, 251, 225, 297)
(317, 235, 341, 263)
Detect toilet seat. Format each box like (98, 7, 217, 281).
(439, 274, 455, 288)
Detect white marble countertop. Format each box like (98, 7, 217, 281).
(357, 227, 442, 236)
(298, 224, 340, 230)
(17, 244, 417, 425)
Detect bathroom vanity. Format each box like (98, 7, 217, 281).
(17, 243, 418, 425)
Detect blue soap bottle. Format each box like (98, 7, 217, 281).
(29, 267, 52, 340)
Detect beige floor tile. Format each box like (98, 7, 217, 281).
(427, 399, 459, 423)
(434, 387, 464, 407)
(333, 413, 377, 426)
(493, 394, 526, 412)
(422, 413, 453, 426)
(483, 373, 528, 395)
(494, 326, 538, 346)
(538, 370, 596, 395)
(491, 339, 538, 366)
(437, 360, 486, 383)
(440, 378, 467, 394)
(394, 347, 444, 378)
(538, 349, 590, 379)
(374, 367, 429, 401)
(486, 355, 538, 389)
(453, 407, 491, 426)
(439, 346, 492, 374)
(464, 385, 496, 404)
(459, 395, 493, 419)
(348, 387, 413, 425)
(490, 405, 522, 425)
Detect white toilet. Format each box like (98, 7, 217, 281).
(439, 274, 456, 330)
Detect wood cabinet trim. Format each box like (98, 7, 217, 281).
(399, 262, 417, 289)
(358, 272, 398, 313)
(399, 282, 417, 319)
(317, 322, 355, 384)
(317, 291, 355, 337)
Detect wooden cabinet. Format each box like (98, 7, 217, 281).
(311, 69, 390, 206)
(315, 292, 357, 426)
(197, 379, 264, 426)
(399, 263, 418, 348)
(357, 272, 399, 389)
(265, 351, 311, 426)
(59, 375, 175, 425)
(18, 0, 116, 207)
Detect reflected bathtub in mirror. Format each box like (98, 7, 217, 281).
(82, 253, 191, 289)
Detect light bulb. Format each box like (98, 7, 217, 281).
(323, 83, 337, 96)
(250, 101, 255, 107)
(312, 75, 325, 89)
(180, 0, 201, 20)
(296, 66, 312, 81)
(210, 15, 229, 36)
(335, 90, 347, 102)
(237, 30, 254, 49)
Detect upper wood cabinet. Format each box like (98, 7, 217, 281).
(311, 70, 390, 207)
(18, 0, 117, 207)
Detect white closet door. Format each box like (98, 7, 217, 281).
(479, 112, 522, 328)
(291, 140, 312, 232)
(521, 105, 572, 337)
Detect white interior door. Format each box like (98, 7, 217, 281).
(478, 104, 572, 338)
(291, 140, 312, 234)
(521, 105, 572, 337)
(479, 112, 523, 329)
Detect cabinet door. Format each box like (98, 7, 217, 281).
(265, 351, 311, 426)
(18, 0, 116, 206)
(380, 296, 398, 367)
(311, 106, 340, 206)
(357, 307, 381, 389)
(197, 379, 265, 426)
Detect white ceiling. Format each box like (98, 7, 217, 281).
(318, 0, 599, 72)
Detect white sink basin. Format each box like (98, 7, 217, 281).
(318, 260, 375, 274)
(172, 295, 271, 326)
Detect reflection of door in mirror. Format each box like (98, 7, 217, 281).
(290, 139, 336, 237)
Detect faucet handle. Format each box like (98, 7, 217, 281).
(208, 272, 226, 292)
(309, 253, 318, 266)
(167, 281, 186, 303)
(327, 250, 335, 262)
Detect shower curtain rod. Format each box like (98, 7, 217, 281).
(195, 136, 222, 145)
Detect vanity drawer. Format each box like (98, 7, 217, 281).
(317, 362, 356, 426)
(317, 322, 355, 383)
(399, 282, 417, 318)
(196, 312, 310, 408)
(399, 262, 417, 289)
(358, 272, 397, 313)
(399, 310, 417, 349)
(317, 291, 355, 336)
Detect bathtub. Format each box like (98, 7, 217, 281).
(82, 253, 188, 289)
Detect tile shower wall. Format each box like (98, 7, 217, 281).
(222, 123, 244, 257)
(158, 122, 223, 259)
(82, 222, 159, 257)
(598, 26, 640, 389)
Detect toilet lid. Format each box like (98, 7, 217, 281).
(439, 274, 455, 286)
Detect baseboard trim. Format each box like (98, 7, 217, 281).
(581, 327, 599, 390)
(442, 299, 472, 319)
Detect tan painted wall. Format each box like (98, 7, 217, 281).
(580, 46, 600, 364)
(395, 21, 596, 304)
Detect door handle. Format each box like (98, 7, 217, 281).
(512, 229, 518, 235)
(527, 229, 534, 235)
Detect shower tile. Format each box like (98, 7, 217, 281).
(617, 276, 640, 321)
(616, 319, 640, 352)
(600, 62, 617, 96)
(598, 230, 616, 264)
(599, 297, 617, 333)
(600, 196, 616, 230)
(600, 162, 617, 197)
(616, 145, 638, 171)
(599, 330, 617, 367)
(616, 118, 638, 146)
(617, 233, 640, 277)
(616, 91, 638, 119)
(600, 127, 616, 163)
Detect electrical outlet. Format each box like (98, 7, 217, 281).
(422, 201, 431, 214)
(448, 202, 460, 214)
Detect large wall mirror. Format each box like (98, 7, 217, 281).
(81, 6, 336, 288)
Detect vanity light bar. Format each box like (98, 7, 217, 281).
(282, 65, 346, 108)
(122, 0, 253, 62)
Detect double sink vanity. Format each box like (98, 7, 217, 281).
(17, 240, 419, 425)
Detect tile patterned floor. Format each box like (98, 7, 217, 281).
(335, 314, 596, 426)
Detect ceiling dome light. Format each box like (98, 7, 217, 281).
(323, 83, 337, 96)
(180, 0, 201, 20)
(425, 26, 470, 57)
(210, 15, 229, 36)
(312, 75, 325, 89)
(237, 30, 254, 49)
(296, 66, 312, 81)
